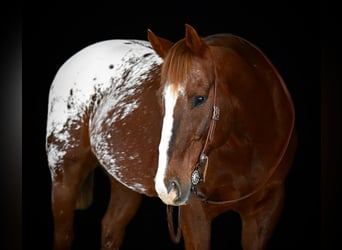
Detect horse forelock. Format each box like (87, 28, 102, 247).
(162, 40, 194, 89)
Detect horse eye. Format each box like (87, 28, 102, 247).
(192, 96, 207, 108)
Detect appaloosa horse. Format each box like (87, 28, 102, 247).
(46, 24, 297, 250)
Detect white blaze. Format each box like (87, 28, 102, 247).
(155, 84, 180, 203)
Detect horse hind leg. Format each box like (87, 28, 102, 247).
(75, 171, 94, 209)
(49, 146, 98, 250)
(101, 175, 142, 250)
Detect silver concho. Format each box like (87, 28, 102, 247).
(191, 170, 201, 185)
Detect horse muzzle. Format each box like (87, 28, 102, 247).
(158, 179, 190, 206)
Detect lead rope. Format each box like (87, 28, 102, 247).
(167, 205, 182, 244)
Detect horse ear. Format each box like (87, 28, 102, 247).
(184, 24, 207, 54)
(148, 29, 174, 59)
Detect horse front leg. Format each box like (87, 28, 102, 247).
(239, 183, 285, 250)
(181, 199, 212, 250)
(101, 175, 142, 250)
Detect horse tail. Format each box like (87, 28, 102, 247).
(76, 172, 94, 210)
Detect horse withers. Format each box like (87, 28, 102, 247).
(46, 24, 297, 249)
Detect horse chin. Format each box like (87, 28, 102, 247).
(174, 196, 190, 206)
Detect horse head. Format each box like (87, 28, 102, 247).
(149, 24, 229, 205)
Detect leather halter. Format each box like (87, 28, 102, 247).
(190, 47, 294, 205)
(191, 82, 219, 187)
(190, 79, 219, 190)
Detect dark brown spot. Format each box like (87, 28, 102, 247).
(143, 53, 152, 57)
(109, 64, 114, 69)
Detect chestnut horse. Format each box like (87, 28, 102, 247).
(46, 24, 296, 250)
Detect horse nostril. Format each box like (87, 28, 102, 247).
(167, 179, 181, 199)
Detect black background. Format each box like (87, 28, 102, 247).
(18, 2, 339, 250)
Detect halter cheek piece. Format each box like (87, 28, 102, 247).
(191, 51, 220, 192)
(191, 105, 219, 188)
